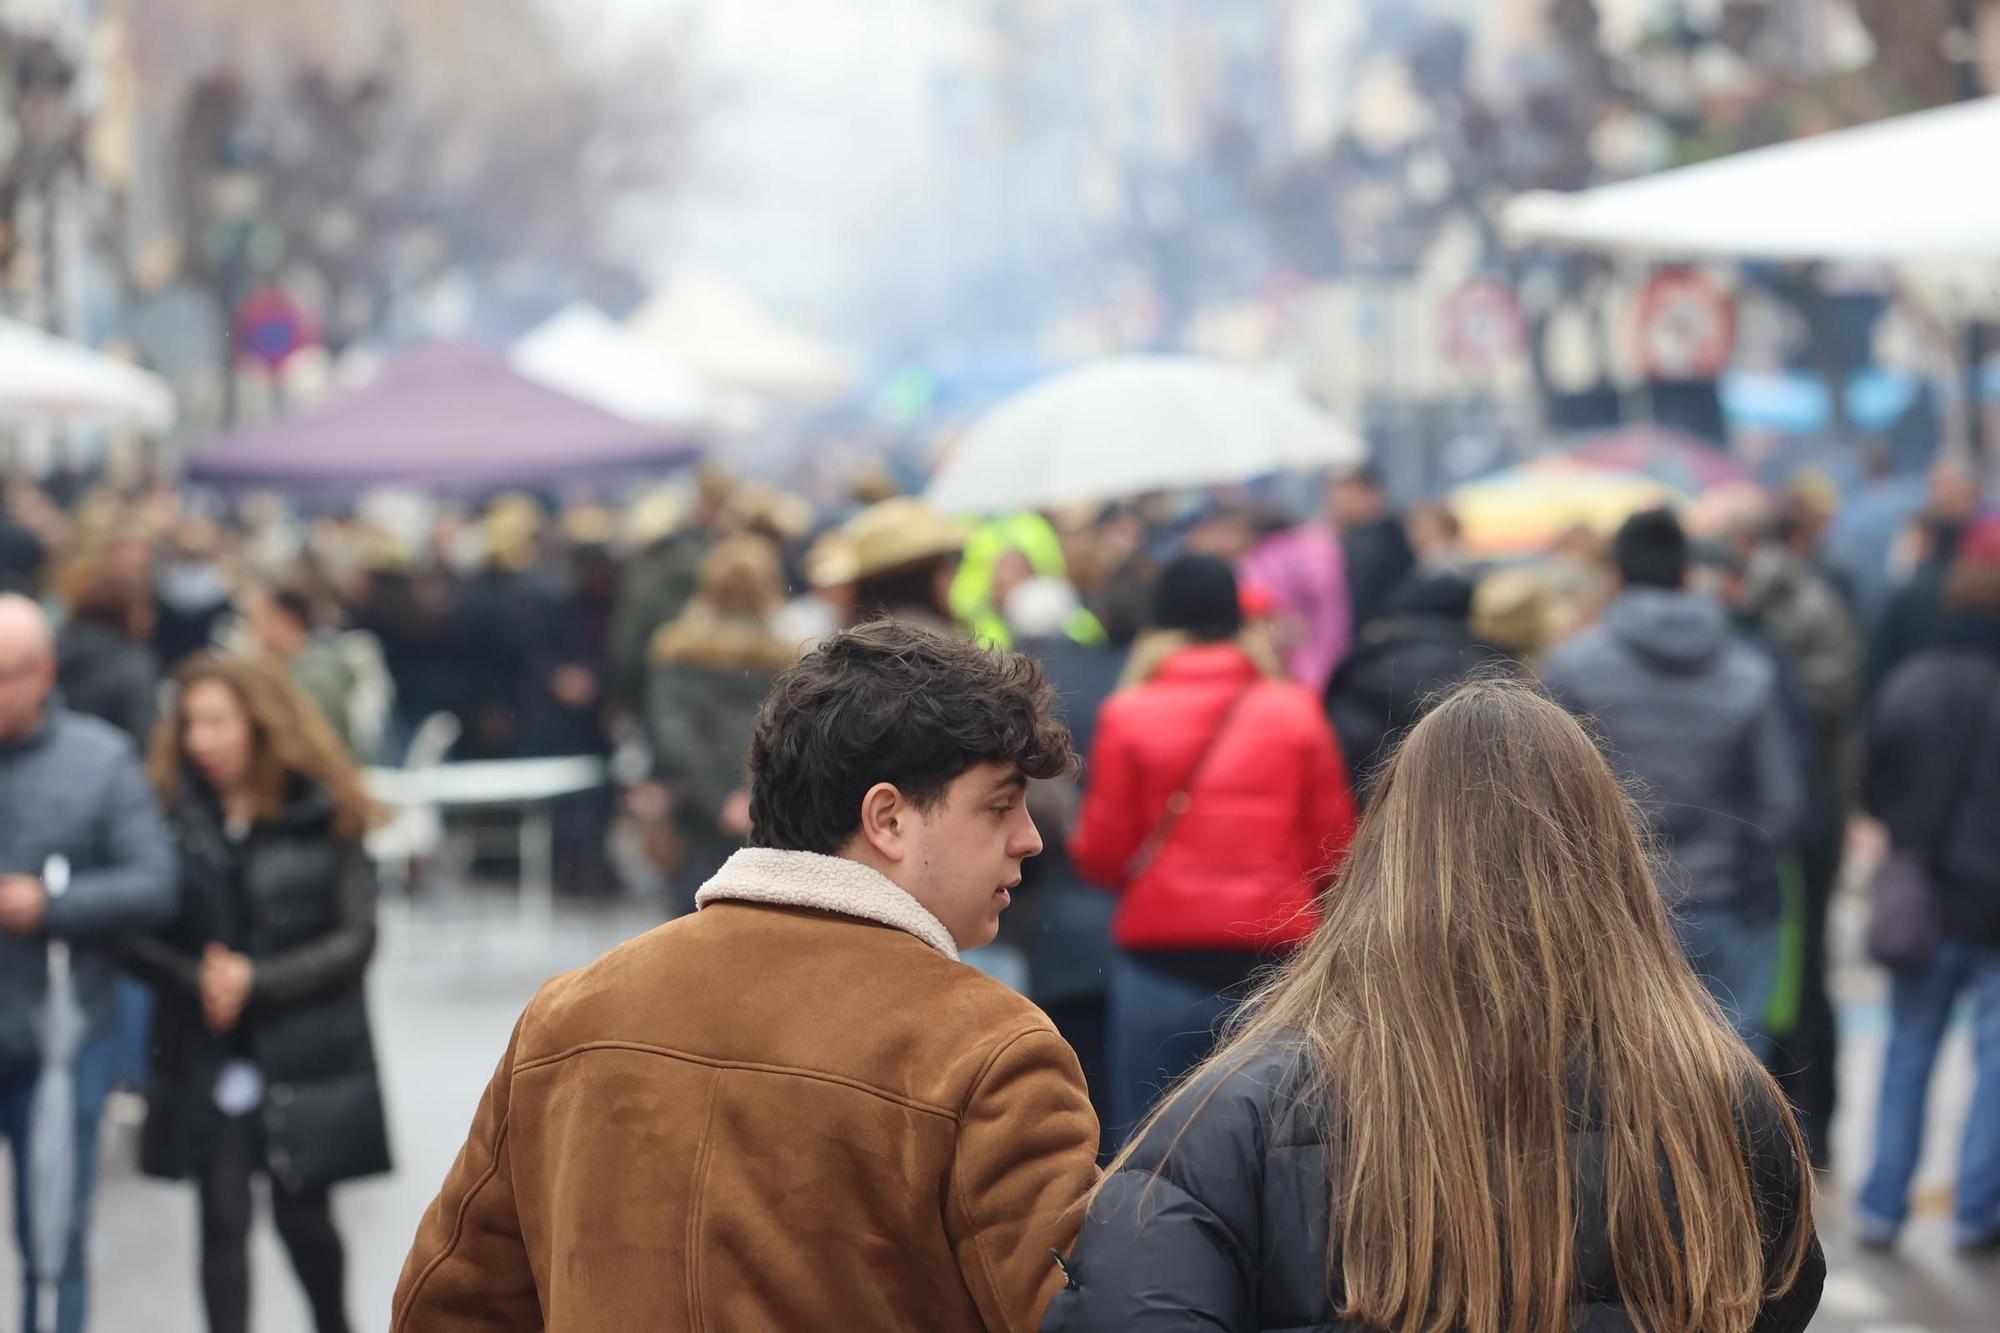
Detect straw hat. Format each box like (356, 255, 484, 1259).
(805, 530, 861, 590)
(841, 498, 966, 583)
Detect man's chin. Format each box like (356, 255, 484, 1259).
(957, 916, 1002, 953)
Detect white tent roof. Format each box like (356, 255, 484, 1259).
(0, 317, 175, 433)
(625, 272, 854, 399)
(510, 304, 709, 428)
(1504, 97, 2000, 262)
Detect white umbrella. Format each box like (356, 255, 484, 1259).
(510, 304, 710, 428)
(924, 356, 1364, 515)
(1503, 96, 2000, 263)
(0, 317, 176, 433)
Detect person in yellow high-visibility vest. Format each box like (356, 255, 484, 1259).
(951, 513, 1106, 650)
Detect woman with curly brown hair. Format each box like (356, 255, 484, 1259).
(124, 655, 389, 1333)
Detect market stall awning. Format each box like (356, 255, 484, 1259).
(1504, 97, 2000, 263)
(0, 316, 176, 433)
(188, 341, 698, 490)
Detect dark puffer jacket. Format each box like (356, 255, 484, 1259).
(1043, 1044, 1824, 1332)
(1864, 615, 2000, 949)
(1326, 573, 1508, 803)
(123, 783, 391, 1192)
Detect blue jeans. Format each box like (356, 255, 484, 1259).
(0, 1031, 122, 1333)
(111, 978, 153, 1094)
(1674, 903, 1779, 1061)
(1108, 954, 1258, 1144)
(1859, 940, 2000, 1243)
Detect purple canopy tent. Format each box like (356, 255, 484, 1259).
(187, 341, 701, 491)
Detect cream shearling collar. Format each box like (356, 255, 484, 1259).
(694, 847, 960, 960)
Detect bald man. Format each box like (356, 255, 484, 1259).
(0, 593, 176, 1333)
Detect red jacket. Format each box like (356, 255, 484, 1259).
(1069, 643, 1358, 952)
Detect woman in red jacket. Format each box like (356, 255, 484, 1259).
(1071, 554, 1357, 1139)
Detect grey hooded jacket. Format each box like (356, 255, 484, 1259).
(1541, 588, 1804, 912)
(0, 706, 178, 1059)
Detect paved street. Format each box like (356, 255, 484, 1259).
(1, 875, 1996, 1332)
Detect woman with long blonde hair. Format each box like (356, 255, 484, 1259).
(125, 655, 388, 1333)
(1043, 679, 1822, 1333)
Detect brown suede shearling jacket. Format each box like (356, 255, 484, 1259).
(393, 848, 1100, 1332)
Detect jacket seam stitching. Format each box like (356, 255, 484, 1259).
(513, 1039, 962, 1119)
(390, 1115, 512, 1333)
(950, 1024, 1051, 1333)
(683, 1070, 724, 1333)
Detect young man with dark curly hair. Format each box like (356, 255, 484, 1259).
(395, 621, 1100, 1333)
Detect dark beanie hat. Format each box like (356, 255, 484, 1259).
(1613, 507, 1689, 590)
(1151, 554, 1243, 642)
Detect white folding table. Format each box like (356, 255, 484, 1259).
(365, 756, 607, 925)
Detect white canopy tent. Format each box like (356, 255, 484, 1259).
(625, 272, 855, 401)
(510, 304, 709, 428)
(0, 316, 176, 433)
(1504, 96, 2000, 263)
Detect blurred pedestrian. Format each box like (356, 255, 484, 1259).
(55, 560, 161, 750)
(446, 501, 539, 760)
(0, 497, 47, 597)
(644, 534, 801, 908)
(1326, 465, 1414, 640)
(842, 497, 967, 632)
(1855, 514, 2000, 1252)
(1044, 681, 1823, 1332)
(1325, 568, 1508, 804)
(1729, 508, 1862, 1165)
(1403, 497, 1469, 573)
(348, 549, 456, 762)
(56, 559, 169, 1102)
(0, 594, 177, 1333)
(1084, 504, 1160, 647)
(1070, 555, 1357, 1140)
(154, 520, 234, 673)
(243, 586, 363, 757)
(1867, 497, 1976, 697)
(954, 511, 1099, 648)
(1007, 576, 1126, 1147)
(126, 655, 389, 1333)
(397, 622, 1098, 1331)
(607, 472, 733, 713)
(1541, 510, 1803, 1057)
(1237, 504, 1351, 696)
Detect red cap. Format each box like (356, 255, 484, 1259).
(1238, 579, 1277, 620)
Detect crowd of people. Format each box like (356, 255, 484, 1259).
(0, 444, 1996, 1328)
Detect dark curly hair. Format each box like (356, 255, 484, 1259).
(747, 620, 1076, 854)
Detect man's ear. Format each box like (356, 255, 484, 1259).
(857, 782, 911, 863)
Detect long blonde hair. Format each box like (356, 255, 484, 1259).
(150, 654, 380, 842)
(1110, 678, 1813, 1333)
